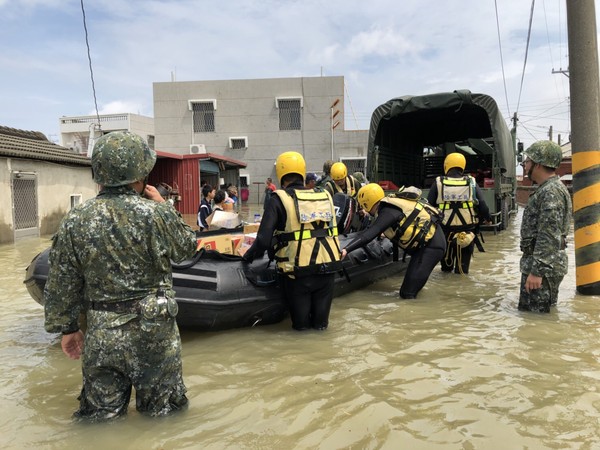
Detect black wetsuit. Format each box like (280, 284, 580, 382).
(243, 181, 336, 330)
(343, 202, 446, 299)
(427, 169, 491, 274)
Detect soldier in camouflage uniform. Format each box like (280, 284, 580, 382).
(44, 131, 198, 421)
(317, 159, 335, 188)
(519, 140, 572, 312)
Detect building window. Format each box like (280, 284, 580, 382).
(70, 194, 82, 209)
(189, 99, 216, 133)
(276, 97, 302, 131)
(229, 137, 248, 149)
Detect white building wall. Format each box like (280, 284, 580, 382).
(59, 113, 155, 153)
(153, 76, 368, 201)
(0, 158, 98, 243)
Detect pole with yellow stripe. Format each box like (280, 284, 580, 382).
(567, 0, 600, 295)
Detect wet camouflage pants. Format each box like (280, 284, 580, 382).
(75, 311, 187, 421)
(517, 273, 564, 313)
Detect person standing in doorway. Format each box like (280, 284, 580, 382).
(44, 131, 198, 421)
(518, 140, 572, 312)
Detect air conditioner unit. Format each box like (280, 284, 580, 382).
(190, 144, 206, 154)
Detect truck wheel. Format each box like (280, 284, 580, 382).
(500, 198, 510, 231)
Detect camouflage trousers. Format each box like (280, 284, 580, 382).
(517, 273, 564, 313)
(74, 311, 188, 421)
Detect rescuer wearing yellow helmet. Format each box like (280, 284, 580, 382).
(242, 151, 342, 330)
(426, 151, 492, 274)
(341, 183, 446, 299)
(323, 162, 361, 199)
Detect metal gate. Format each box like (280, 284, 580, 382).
(12, 172, 39, 240)
(340, 157, 367, 179)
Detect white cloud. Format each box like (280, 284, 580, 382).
(0, 0, 589, 149)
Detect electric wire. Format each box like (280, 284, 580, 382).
(494, 0, 511, 118)
(516, 0, 536, 114)
(344, 82, 360, 129)
(80, 0, 101, 130)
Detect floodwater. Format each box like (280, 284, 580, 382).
(1, 206, 599, 450)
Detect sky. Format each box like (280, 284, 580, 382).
(0, 0, 590, 150)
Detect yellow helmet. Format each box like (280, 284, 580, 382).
(357, 183, 385, 212)
(330, 162, 348, 181)
(443, 152, 466, 174)
(275, 151, 306, 182)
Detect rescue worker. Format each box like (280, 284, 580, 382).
(44, 131, 198, 421)
(353, 171, 368, 187)
(316, 159, 335, 188)
(427, 152, 491, 274)
(324, 162, 361, 199)
(341, 183, 446, 299)
(242, 151, 343, 331)
(518, 140, 571, 312)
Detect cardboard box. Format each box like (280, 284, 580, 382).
(243, 223, 261, 234)
(207, 210, 241, 229)
(230, 234, 244, 254)
(236, 233, 257, 257)
(196, 234, 233, 254)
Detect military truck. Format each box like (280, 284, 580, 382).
(366, 90, 518, 230)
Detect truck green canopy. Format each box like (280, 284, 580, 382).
(367, 89, 516, 180)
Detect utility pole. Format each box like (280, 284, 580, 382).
(548, 125, 553, 141)
(567, 0, 600, 295)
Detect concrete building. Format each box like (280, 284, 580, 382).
(153, 76, 368, 202)
(0, 126, 97, 243)
(59, 113, 154, 155)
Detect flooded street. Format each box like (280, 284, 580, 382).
(1, 206, 599, 449)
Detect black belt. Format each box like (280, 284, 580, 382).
(90, 299, 140, 314)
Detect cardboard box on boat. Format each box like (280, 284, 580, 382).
(196, 234, 233, 254)
(243, 223, 261, 234)
(230, 234, 244, 254)
(236, 233, 257, 257)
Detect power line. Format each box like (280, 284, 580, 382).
(516, 0, 536, 114)
(494, 0, 511, 117)
(80, 0, 101, 129)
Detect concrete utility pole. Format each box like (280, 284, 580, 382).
(567, 0, 600, 295)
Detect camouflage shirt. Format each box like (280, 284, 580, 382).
(44, 186, 197, 334)
(520, 175, 572, 278)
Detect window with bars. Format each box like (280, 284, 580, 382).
(190, 101, 216, 132)
(229, 137, 248, 149)
(276, 98, 302, 131)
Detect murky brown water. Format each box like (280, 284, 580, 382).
(1, 206, 599, 449)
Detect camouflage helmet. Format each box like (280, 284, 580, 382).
(322, 159, 335, 175)
(524, 140, 562, 169)
(352, 171, 366, 184)
(92, 131, 156, 187)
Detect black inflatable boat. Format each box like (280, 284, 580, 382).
(24, 195, 406, 331)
